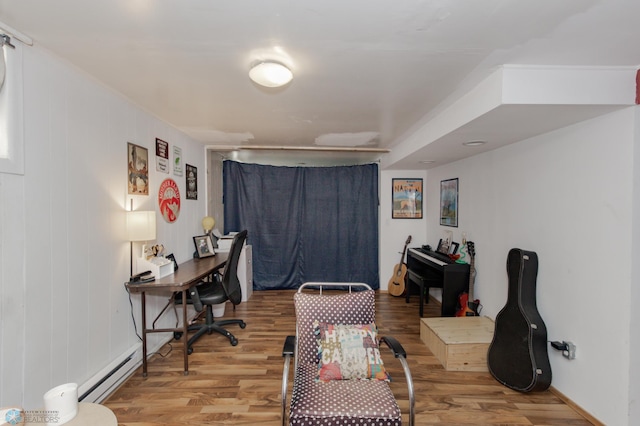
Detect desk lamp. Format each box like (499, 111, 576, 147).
(202, 216, 217, 248)
(126, 210, 156, 276)
(202, 216, 215, 234)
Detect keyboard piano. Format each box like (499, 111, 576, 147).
(406, 247, 470, 316)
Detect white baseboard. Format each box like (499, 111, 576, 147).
(77, 335, 175, 403)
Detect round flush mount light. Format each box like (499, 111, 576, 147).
(463, 140, 487, 147)
(249, 61, 293, 88)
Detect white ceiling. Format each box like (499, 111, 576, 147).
(0, 0, 638, 168)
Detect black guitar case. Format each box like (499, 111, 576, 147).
(487, 248, 551, 392)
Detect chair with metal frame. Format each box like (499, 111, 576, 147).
(281, 282, 415, 426)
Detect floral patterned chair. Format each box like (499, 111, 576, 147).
(281, 282, 415, 426)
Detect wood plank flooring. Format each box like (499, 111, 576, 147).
(104, 289, 596, 425)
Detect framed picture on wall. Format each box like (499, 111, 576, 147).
(440, 178, 458, 227)
(186, 164, 197, 200)
(392, 178, 423, 219)
(155, 138, 169, 174)
(127, 142, 149, 195)
(173, 146, 183, 176)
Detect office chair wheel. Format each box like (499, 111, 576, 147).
(240, 322, 246, 329)
(187, 347, 194, 355)
(174, 332, 183, 340)
(230, 338, 238, 346)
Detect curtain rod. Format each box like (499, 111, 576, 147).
(0, 21, 33, 46)
(204, 144, 389, 153)
(239, 145, 389, 153)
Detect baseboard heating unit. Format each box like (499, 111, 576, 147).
(78, 344, 141, 403)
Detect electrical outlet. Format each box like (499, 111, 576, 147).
(562, 341, 576, 360)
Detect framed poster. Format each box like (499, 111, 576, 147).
(186, 164, 197, 200)
(155, 138, 169, 174)
(127, 142, 149, 195)
(440, 178, 459, 227)
(173, 146, 183, 176)
(392, 178, 422, 219)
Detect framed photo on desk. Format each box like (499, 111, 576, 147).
(166, 253, 179, 270)
(193, 234, 215, 258)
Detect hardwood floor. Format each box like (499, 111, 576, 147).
(104, 289, 596, 425)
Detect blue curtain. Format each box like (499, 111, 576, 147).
(223, 161, 379, 290)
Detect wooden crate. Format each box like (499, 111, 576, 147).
(420, 316, 494, 371)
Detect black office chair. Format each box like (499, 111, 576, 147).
(175, 230, 248, 354)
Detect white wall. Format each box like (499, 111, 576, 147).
(379, 170, 427, 292)
(424, 107, 638, 425)
(0, 43, 207, 408)
(629, 106, 640, 424)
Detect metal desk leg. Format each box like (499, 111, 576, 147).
(181, 289, 189, 375)
(141, 291, 148, 377)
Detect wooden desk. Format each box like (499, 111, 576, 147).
(126, 253, 228, 376)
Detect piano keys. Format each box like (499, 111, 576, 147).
(406, 247, 470, 316)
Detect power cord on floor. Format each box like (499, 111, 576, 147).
(153, 343, 173, 358)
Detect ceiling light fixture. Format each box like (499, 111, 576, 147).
(249, 61, 293, 88)
(463, 140, 487, 147)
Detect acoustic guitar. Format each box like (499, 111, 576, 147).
(455, 241, 481, 316)
(388, 235, 411, 296)
(487, 248, 551, 392)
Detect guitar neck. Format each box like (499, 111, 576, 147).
(467, 242, 476, 300)
(468, 259, 475, 299)
(399, 236, 411, 263)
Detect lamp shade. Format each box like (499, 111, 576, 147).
(126, 210, 156, 241)
(249, 61, 293, 88)
(202, 216, 215, 232)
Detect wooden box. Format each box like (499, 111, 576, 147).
(420, 316, 494, 371)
